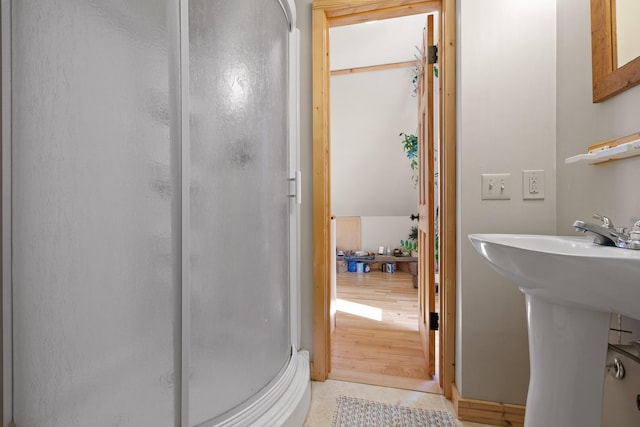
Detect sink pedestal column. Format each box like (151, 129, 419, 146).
(524, 293, 610, 427)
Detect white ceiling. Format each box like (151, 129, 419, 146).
(329, 14, 429, 71)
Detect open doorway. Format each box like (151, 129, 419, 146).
(327, 13, 440, 392)
(311, 0, 457, 399)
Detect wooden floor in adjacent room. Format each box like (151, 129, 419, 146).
(329, 270, 441, 393)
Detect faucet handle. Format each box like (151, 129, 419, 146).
(593, 214, 614, 228)
(629, 220, 640, 244)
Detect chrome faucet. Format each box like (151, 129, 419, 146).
(573, 214, 640, 250)
(620, 219, 640, 250)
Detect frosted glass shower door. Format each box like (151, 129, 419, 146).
(9, 1, 180, 426)
(188, 0, 292, 424)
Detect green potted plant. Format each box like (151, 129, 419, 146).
(400, 226, 419, 256)
(434, 232, 439, 272)
(399, 132, 418, 187)
(399, 239, 417, 255)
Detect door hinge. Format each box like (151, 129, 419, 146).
(429, 312, 439, 331)
(427, 45, 438, 64)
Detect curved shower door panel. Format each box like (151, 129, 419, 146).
(188, 0, 292, 424)
(10, 1, 181, 426)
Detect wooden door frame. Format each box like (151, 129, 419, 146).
(311, 0, 457, 398)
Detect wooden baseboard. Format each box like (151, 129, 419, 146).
(451, 383, 525, 427)
(310, 361, 323, 381)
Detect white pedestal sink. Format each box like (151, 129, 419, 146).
(469, 234, 640, 427)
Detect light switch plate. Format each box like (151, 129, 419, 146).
(481, 173, 511, 200)
(523, 170, 545, 200)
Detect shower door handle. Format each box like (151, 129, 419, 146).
(288, 170, 302, 205)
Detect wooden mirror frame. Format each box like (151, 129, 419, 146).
(591, 0, 640, 102)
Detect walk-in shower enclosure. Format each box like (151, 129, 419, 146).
(1, 0, 309, 426)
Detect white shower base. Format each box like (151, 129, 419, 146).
(212, 348, 310, 427)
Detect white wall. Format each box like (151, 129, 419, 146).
(330, 19, 422, 253)
(331, 68, 418, 217)
(456, 0, 557, 404)
(360, 216, 415, 253)
(556, 2, 640, 422)
(330, 14, 427, 70)
(294, 0, 314, 356)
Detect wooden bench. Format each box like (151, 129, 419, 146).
(341, 255, 419, 288)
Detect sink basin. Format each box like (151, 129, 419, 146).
(469, 234, 640, 319)
(469, 234, 640, 427)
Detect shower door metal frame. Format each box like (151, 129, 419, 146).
(1, 0, 13, 423)
(0, 0, 300, 425)
(179, 0, 190, 424)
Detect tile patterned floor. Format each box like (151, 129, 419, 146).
(303, 379, 493, 427)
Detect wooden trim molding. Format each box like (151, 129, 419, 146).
(311, 6, 332, 381)
(313, 0, 439, 28)
(439, 0, 456, 399)
(327, 3, 440, 27)
(311, 0, 456, 394)
(452, 384, 526, 427)
(588, 131, 640, 151)
(329, 368, 441, 394)
(331, 60, 415, 76)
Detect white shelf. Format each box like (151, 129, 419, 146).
(565, 139, 640, 165)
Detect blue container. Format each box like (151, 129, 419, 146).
(385, 263, 395, 273)
(356, 262, 364, 273)
(347, 261, 357, 272)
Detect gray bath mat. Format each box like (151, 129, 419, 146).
(331, 395, 457, 427)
